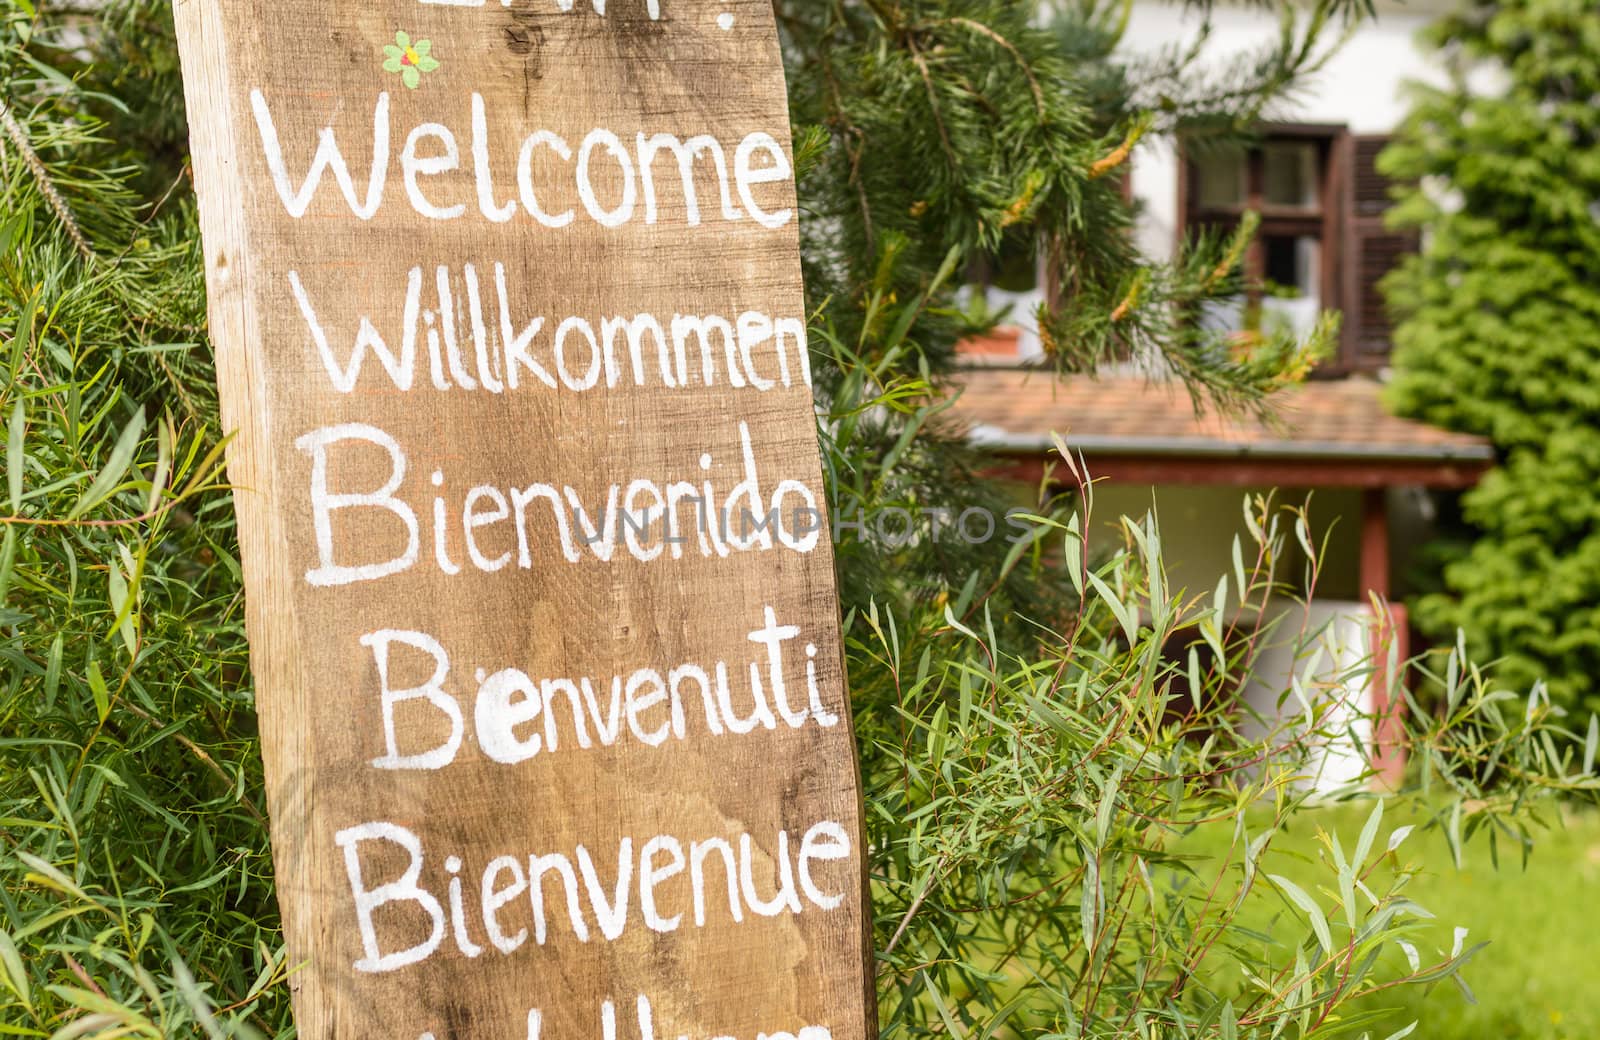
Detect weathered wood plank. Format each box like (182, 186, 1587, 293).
(173, 3, 873, 1037)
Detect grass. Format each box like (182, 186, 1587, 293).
(1183, 800, 1600, 1039)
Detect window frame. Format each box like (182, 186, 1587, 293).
(1177, 122, 1346, 355)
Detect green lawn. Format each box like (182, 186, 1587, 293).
(1186, 802, 1600, 1039)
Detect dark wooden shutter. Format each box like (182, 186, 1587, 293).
(1338, 134, 1419, 371)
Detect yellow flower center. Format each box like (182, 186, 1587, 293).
(403, 45, 420, 66)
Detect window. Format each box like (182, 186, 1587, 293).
(1181, 127, 1416, 373)
(1342, 135, 1419, 371)
(1183, 126, 1338, 346)
(964, 228, 1048, 360)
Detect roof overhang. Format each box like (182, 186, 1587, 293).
(985, 448, 1491, 490)
(954, 370, 1495, 490)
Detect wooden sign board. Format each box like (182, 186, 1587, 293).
(173, 3, 872, 1038)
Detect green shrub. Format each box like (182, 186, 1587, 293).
(1385, 0, 1600, 717)
(1180, 803, 1600, 1040)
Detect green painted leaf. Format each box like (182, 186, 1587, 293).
(148, 414, 172, 514)
(43, 633, 63, 710)
(1081, 847, 1101, 952)
(1330, 832, 1358, 933)
(1446, 799, 1464, 869)
(1087, 570, 1138, 645)
(0, 528, 13, 605)
(1094, 767, 1121, 848)
(17, 852, 93, 903)
(108, 545, 138, 657)
(920, 971, 963, 1040)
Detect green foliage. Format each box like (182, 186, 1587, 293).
(1, 2, 1593, 1040)
(852, 488, 1594, 1039)
(784, 0, 1340, 394)
(1384, 0, 1600, 716)
(783, 0, 1342, 615)
(1181, 802, 1600, 1040)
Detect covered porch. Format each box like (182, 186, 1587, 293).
(952, 367, 1494, 789)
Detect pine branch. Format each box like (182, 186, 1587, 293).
(0, 96, 94, 262)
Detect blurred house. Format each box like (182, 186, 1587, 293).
(955, 1, 1492, 789)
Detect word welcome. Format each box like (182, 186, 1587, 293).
(363, 606, 840, 772)
(251, 90, 791, 228)
(295, 421, 821, 587)
(291, 264, 810, 395)
(338, 818, 851, 973)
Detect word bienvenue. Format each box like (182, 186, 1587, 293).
(340, 817, 850, 973)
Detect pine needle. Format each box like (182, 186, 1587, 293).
(0, 96, 94, 262)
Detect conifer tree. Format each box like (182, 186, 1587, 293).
(781, 0, 1343, 614)
(1385, 0, 1600, 716)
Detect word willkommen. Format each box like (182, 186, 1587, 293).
(291, 263, 811, 396)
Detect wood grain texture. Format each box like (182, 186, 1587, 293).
(173, 3, 873, 1038)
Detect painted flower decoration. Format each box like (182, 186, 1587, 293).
(383, 31, 439, 90)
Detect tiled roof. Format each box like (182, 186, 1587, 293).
(950, 368, 1493, 462)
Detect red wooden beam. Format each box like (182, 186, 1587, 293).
(1359, 487, 1406, 787)
(1359, 487, 1390, 601)
(1369, 603, 1410, 791)
(987, 452, 1490, 490)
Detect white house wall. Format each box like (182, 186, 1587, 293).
(1122, 2, 1452, 263)
(1239, 600, 1382, 794)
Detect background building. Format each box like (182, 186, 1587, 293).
(956, 0, 1489, 787)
